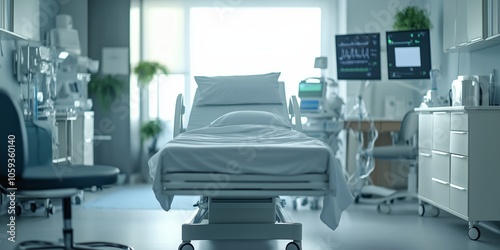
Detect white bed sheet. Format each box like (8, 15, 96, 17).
(149, 124, 353, 230)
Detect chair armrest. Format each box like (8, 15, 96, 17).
(173, 94, 185, 137)
(288, 96, 302, 132)
(390, 131, 399, 144)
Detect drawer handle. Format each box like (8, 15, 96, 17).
(432, 150, 449, 156)
(451, 131, 467, 135)
(432, 178, 449, 185)
(419, 153, 431, 157)
(451, 154, 467, 159)
(434, 112, 447, 114)
(450, 184, 467, 191)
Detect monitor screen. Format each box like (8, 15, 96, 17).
(386, 30, 431, 79)
(335, 33, 381, 80)
(298, 80, 324, 98)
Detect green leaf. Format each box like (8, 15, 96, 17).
(140, 119, 163, 140)
(88, 75, 126, 112)
(393, 6, 432, 31)
(133, 61, 169, 88)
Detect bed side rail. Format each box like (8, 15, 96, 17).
(289, 96, 302, 132)
(173, 94, 185, 137)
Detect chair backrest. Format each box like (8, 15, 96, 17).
(187, 82, 289, 131)
(396, 110, 419, 145)
(0, 89, 28, 180)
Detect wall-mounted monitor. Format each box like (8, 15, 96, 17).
(335, 33, 381, 80)
(386, 30, 431, 79)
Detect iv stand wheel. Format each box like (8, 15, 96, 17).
(377, 202, 391, 215)
(286, 241, 301, 250)
(468, 226, 481, 241)
(178, 242, 194, 250)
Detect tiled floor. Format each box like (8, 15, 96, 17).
(1, 185, 500, 250)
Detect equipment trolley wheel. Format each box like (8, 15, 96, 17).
(418, 204, 425, 216)
(468, 226, 481, 241)
(430, 206, 440, 217)
(286, 241, 301, 250)
(377, 202, 391, 214)
(178, 242, 194, 250)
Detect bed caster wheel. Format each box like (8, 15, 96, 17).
(292, 200, 298, 210)
(354, 195, 360, 204)
(310, 199, 320, 210)
(377, 203, 391, 214)
(74, 196, 81, 205)
(45, 205, 54, 218)
(468, 226, 481, 241)
(286, 241, 301, 250)
(178, 242, 194, 250)
(30, 203, 37, 213)
(418, 204, 425, 216)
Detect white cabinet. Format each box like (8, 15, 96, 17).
(442, 0, 500, 52)
(416, 107, 500, 240)
(418, 113, 433, 200)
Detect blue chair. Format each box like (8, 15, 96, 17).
(0, 88, 133, 250)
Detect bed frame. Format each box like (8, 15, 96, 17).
(165, 93, 328, 250)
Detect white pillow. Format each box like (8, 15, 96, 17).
(194, 72, 282, 106)
(209, 110, 291, 128)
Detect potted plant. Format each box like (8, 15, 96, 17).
(88, 75, 125, 111)
(133, 61, 169, 153)
(393, 6, 432, 31)
(140, 119, 163, 154)
(133, 61, 169, 88)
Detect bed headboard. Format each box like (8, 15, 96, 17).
(186, 82, 289, 131)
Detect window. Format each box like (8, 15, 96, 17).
(135, 0, 334, 141)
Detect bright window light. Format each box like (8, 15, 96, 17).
(190, 7, 321, 101)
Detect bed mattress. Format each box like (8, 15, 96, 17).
(150, 125, 329, 176)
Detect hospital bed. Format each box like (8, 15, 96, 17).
(148, 73, 353, 250)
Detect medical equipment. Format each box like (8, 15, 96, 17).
(386, 30, 431, 80)
(49, 14, 81, 55)
(148, 74, 353, 250)
(335, 33, 381, 80)
(421, 69, 449, 107)
(1, 88, 133, 250)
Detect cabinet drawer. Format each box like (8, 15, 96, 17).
(450, 185, 468, 216)
(431, 177, 450, 208)
(450, 112, 468, 131)
(450, 154, 468, 188)
(432, 151, 450, 182)
(418, 150, 433, 199)
(450, 131, 468, 156)
(419, 113, 433, 149)
(432, 112, 450, 152)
